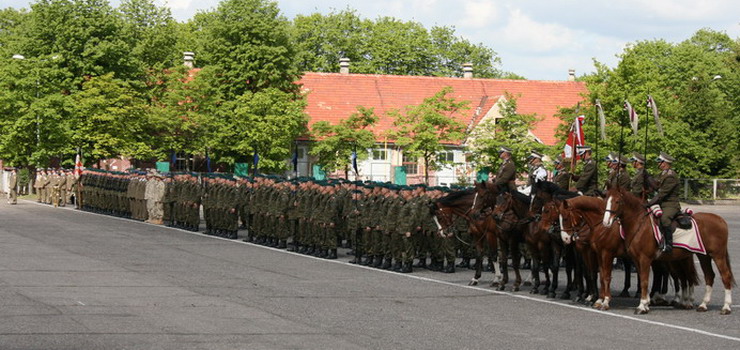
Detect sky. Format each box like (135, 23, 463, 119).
(6, 0, 740, 80)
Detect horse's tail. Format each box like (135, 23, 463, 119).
(683, 257, 700, 288)
(727, 252, 737, 287)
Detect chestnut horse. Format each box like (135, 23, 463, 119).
(431, 186, 499, 286)
(603, 186, 735, 314)
(559, 195, 698, 311)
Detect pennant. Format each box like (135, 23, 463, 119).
(647, 95, 664, 137)
(595, 99, 607, 140)
(74, 153, 84, 178)
(563, 115, 585, 159)
(351, 150, 359, 175)
(624, 100, 639, 136)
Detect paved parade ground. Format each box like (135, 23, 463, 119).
(0, 200, 739, 349)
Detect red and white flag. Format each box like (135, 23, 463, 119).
(74, 153, 84, 178)
(563, 114, 585, 159)
(624, 100, 639, 136)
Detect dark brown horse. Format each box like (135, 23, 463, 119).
(603, 186, 735, 314)
(431, 186, 499, 286)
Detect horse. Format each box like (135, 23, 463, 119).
(531, 197, 577, 298)
(431, 186, 499, 287)
(488, 191, 532, 291)
(602, 186, 735, 314)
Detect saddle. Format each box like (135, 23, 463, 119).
(649, 205, 693, 230)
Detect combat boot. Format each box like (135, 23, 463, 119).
(372, 256, 384, 268)
(660, 226, 674, 253)
(428, 258, 442, 271)
(327, 249, 338, 260)
(361, 255, 373, 266)
(414, 258, 427, 269)
(392, 261, 402, 272)
(456, 257, 470, 269)
(444, 262, 456, 274)
(401, 262, 413, 273)
(381, 257, 392, 270)
(277, 240, 287, 249)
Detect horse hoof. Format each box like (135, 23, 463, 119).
(530, 288, 538, 294)
(696, 306, 708, 312)
(468, 280, 478, 286)
(592, 302, 602, 309)
(683, 304, 694, 310)
(720, 309, 731, 315)
(512, 286, 520, 292)
(547, 292, 556, 299)
(634, 308, 649, 315)
(559, 292, 571, 300)
(599, 305, 610, 311)
(523, 281, 532, 287)
(496, 285, 506, 291)
(618, 290, 630, 298)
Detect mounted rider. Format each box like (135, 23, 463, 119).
(646, 152, 680, 253)
(526, 151, 548, 186)
(552, 156, 571, 190)
(628, 152, 652, 200)
(494, 146, 517, 192)
(606, 154, 630, 190)
(571, 145, 597, 196)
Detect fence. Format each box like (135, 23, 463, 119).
(681, 179, 740, 200)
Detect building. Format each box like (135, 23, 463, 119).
(295, 62, 586, 185)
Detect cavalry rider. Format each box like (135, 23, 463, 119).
(494, 146, 517, 192)
(552, 156, 571, 189)
(628, 152, 651, 200)
(607, 154, 630, 190)
(527, 151, 548, 186)
(571, 145, 597, 196)
(646, 152, 681, 253)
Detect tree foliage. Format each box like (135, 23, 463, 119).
(387, 87, 468, 183)
(310, 106, 379, 176)
(467, 93, 544, 174)
(574, 29, 740, 178)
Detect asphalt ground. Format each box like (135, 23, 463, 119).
(0, 200, 738, 349)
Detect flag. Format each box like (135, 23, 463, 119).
(252, 150, 259, 172)
(563, 114, 586, 159)
(595, 99, 607, 140)
(74, 153, 84, 178)
(647, 95, 664, 137)
(351, 150, 359, 175)
(205, 150, 212, 173)
(624, 100, 639, 136)
(291, 146, 298, 174)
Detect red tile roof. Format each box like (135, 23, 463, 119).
(298, 72, 586, 145)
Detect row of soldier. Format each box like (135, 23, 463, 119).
(32, 168, 78, 207)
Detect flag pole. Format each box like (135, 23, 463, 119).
(594, 99, 599, 186)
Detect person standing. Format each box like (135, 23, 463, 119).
(572, 146, 597, 196)
(7, 168, 18, 204)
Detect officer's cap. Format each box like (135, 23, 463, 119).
(629, 152, 646, 164)
(656, 152, 675, 164)
(498, 146, 512, 154)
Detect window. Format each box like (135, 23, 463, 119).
(297, 148, 305, 160)
(402, 152, 418, 174)
(438, 151, 455, 163)
(372, 149, 388, 161)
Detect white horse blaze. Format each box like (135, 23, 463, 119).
(603, 196, 614, 227)
(559, 214, 571, 244)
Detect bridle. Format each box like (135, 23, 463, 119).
(561, 209, 590, 242)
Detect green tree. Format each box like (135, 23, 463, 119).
(290, 9, 364, 73)
(467, 92, 544, 174)
(576, 29, 739, 178)
(387, 87, 468, 184)
(118, 0, 180, 71)
(217, 88, 308, 172)
(197, 0, 301, 100)
(309, 106, 379, 177)
(69, 73, 152, 165)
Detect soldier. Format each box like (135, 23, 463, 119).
(7, 168, 18, 204)
(494, 147, 517, 192)
(146, 172, 166, 225)
(526, 151, 547, 186)
(572, 145, 597, 196)
(646, 152, 681, 253)
(552, 156, 571, 190)
(65, 170, 77, 206)
(608, 155, 630, 190)
(628, 152, 651, 200)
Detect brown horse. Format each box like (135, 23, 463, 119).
(431, 186, 499, 286)
(603, 186, 735, 314)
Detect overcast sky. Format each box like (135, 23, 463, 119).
(7, 0, 740, 80)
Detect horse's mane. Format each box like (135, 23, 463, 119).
(437, 188, 474, 205)
(566, 195, 604, 213)
(611, 186, 643, 209)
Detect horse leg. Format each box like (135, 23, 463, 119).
(561, 246, 575, 300)
(650, 263, 669, 306)
(548, 245, 560, 298)
(511, 240, 523, 292)
(530, 256, 540, 294)
(696, 254, 715, 312)
(712, 253, 734, 315)
(635, 255, 652, 315)
(469, 248, 483, 286)
(620, 258, 632, 297)
(596, 252, 615, 311)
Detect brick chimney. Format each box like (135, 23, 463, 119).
(339, 58, 350, 75)
(463, 63, 473, 79)
(184, 52, 195, 68)
(568, 69, 576, 81)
